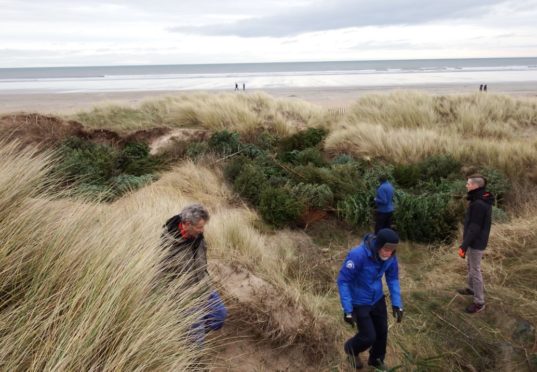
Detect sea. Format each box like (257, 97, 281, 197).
(1, 57, 537, 93)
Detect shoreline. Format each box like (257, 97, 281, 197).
(1, 81, 536, 114)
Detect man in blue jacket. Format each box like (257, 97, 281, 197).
(374, 175, 395, 233)
(337, 228, 403, 369)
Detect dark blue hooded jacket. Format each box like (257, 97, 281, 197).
(337, 234, 402, 313)
(375, 180, 395, 213)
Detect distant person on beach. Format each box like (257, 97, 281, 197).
(479, 84, 483, 91)
(374, 175, 395, 233)
(484, 84, 487, 92)
(235, 82, 239, 91)
(243, 83, 246, 91)
(456, 174, 493, 314)
(160, 204, 227, 341)
(337, 228, 403, 370)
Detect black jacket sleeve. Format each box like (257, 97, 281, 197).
(461, 202, 487, 249)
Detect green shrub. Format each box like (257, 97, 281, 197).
(289, 183, 334, 209)
(331, 154, 354, 165)
(267, 175, 290, 188)
(337, 188, 374, 227)
(361, 165, 394, 189)
(280, 128, 327, 152)
(480, 167, 510, 205)
(186, 142, 208, 159)
(415, 179, 466, 197)
(240, 143, 265, 159)
(252, 155, 287, 179)
(394, 163, 421, 188)
(57, 137, 159, 201)
(279, 150, 300, 164)
(59, 138, 117, 182)
(295, 148, 326, 167)
(117, 142, 159, 176)
(418, 154, 461, 182)
(394, 155, 460, 189)
(233, 164, 268, 204)
(280, 147, 326, 167)
(224, 156, 247, 182)
(121, 141, 150, 159)
(259, 187, 304, 227)
(208, 130, 241, 155)
(294, 164, 362, 201)
(394, 191, 458, 243)
(253, 131, 279, 150)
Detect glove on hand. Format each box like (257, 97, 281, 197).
(343, 312, 355, 327)
(392, 306, 403, 323)
(458, 247, 466, 259)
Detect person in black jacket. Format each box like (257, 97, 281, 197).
(457, 175, 494, 313)
(160, 204, 227, 341)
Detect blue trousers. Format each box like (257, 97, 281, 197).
(344, 296, 388, 365)
(191, 291, 227, 344)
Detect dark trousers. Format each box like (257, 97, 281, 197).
(344, 296, 388, 365)
(374, 212, 393, 233)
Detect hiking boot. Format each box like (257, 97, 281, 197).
(347, 353, 364, 369)
(457, 287, 474, 296)
(465, 303, 485, 313)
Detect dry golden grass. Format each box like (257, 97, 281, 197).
(73, 92, 328, 138)
(0, 143, 213, 371)
(326, 92, 537, 179)
(325, 122, 448, 163)
(325, 122, 537, 178)
(344, 91, 537, 136)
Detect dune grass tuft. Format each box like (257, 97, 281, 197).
(73, 92, 329, 138)
(0, 143, 212, 371)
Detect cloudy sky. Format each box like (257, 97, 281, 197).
(1, 0, 537, 67)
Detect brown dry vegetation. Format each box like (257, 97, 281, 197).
(1, 91, 536, 371)
(0, 112, 170, 149)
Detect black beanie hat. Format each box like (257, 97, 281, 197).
(374, 228, 399, 250)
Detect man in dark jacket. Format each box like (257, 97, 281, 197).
(457, 175, 494, 313)
(337, 228, 403, 369)
(374, 176, 395, 233)
(161, 203, 227, 339)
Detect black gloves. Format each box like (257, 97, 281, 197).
(392, 306, 403, 323)
(343, 312, 355, 327)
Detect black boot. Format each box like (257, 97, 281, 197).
(368, 358, 387, 370)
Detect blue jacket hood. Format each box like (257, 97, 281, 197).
(337, 235, 403, 313)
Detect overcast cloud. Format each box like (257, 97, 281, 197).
(0, 0, 536, 67)
(172, 0, 508, 37)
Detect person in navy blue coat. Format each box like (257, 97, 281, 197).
(374, 175, 395, 233)
(337, 228, 403, 369)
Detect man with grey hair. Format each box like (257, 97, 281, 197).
(161, 203, 227, 339)
(457, 175, 494, 314)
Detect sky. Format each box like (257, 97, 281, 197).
(1, 0, 537, 67)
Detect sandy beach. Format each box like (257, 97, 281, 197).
(1, 81, 537, 115)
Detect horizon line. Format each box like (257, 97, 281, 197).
(2, 56, 537, 70)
